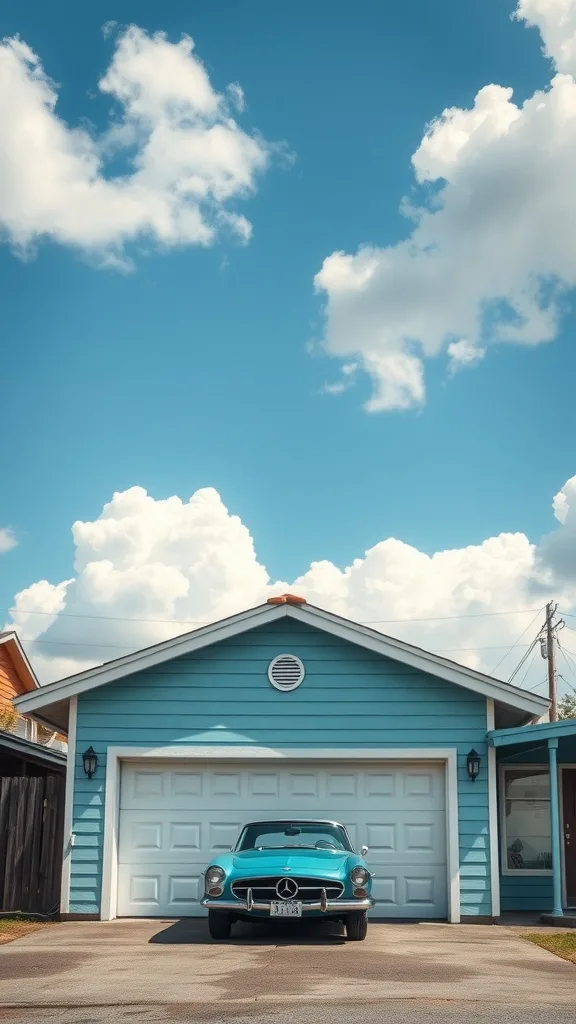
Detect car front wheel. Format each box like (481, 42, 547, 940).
(345, 911, 368, 941)
(208, 910, 232, 940)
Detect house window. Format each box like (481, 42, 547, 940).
(501, 767, 552, 872)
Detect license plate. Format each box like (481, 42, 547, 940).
(270, 901, 302, 917)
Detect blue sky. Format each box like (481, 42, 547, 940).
(2, 0, 576, 686)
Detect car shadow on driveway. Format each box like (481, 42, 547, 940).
(149, 917, 346, 945)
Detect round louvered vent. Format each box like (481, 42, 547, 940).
(268, 654, 305, 692)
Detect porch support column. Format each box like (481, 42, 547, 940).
(548, 737, 563, 917)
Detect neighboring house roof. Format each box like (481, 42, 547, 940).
(13, 595, 549, 733)
(0, 631, 40, 695)
(0, 729, 67, 770)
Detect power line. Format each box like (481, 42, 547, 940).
(558, 645, 576, 659)
(558, 670, 576, 697)
(6, 608, 209, 626)
(508, 634, 542, 684)
(27, 638, 135, 650)
(558, 672, 576, 696)
(489, 607, 545, 676)
(4, 605, 545, 628)
(557, 641, 576, 694)
(25, 636, 535, 653)
(364, 608, 543, 623)
(516, 644, 540, 689)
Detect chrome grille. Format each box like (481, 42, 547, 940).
(231, 876, 344, 901)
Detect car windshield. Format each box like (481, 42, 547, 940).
(235, 821, 352, 852)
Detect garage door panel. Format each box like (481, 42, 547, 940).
(371, 866, 447, 914)
(168, 822, 201, 852)
(170, 772, 203, 798)
(363, 772, 396, 797)
(281, 772, 321, 801)
(117, 762, 448, 919)
(365, 823, 396, 851)
(128, 770, 165, 801)
(117, 866, 205, 915)
(248, 773, 280, 799)
(127, 872, 160, 907)
(208, 821, 245, 852)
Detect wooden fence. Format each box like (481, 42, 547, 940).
(0, 774, 65, 916)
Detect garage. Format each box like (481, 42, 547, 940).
(117, 760, 448, 919)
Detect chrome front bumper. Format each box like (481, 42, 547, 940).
(201, 896, 374, 913)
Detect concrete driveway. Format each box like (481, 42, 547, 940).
(0, 918, 574, 1022)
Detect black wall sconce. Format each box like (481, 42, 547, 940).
(82, 746, 98, 779)
(466, 748, 481, 781)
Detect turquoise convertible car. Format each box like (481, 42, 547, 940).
(201, 819, 374, 941)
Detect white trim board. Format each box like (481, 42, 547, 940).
(14, 601, 549, 719)
(486, 699, 501, 918)
(60, 696, 77, 915)
(99, 746, 461, 924)
(0, 630, 41, 690)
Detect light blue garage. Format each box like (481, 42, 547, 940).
(17, 594, 562, 924)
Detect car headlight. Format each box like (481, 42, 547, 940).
(205, 866, 225, 890)
(350, 866, 370, 887)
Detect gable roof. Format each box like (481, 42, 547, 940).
(0, 631, 40, 694)
(13, 597, 549, 731)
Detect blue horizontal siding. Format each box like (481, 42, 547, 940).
(500, 875, 554, 911)
(70, 619, 491, 918)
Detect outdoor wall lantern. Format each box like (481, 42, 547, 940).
(82, 746, 98, 779)
(466, 748, 481, 782)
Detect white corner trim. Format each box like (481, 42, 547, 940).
(100, 750, 121, 922)
(60, 696, 77, 915)
(444, 748, 460, 923)
(100, 746, 461, 923)
(486, 699, 500, 919)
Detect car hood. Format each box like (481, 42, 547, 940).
(217, 848, 361, 879)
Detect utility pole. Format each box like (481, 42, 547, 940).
(546, 601, 558, 722)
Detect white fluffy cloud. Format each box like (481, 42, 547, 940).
(5, 476, 576, 693)
(447, 340, 486, 375)
(315, 1, 576, 410)
(517, 0, 576, 71)
(0, 528, 17, 554)
(0, 26, 272, 265)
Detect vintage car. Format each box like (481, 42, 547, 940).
(201, 818, 374, 940)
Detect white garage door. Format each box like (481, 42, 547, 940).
(117, 761, 448, 919)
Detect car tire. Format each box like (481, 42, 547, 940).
(208, 910, 232, 940)
(345, 911, 368, 941)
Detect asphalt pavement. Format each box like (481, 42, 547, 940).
(2, 1002, 576, 1024)
(0, 919, 574, 1023)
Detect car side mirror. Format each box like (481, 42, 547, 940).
(360, 845, 369, 857)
